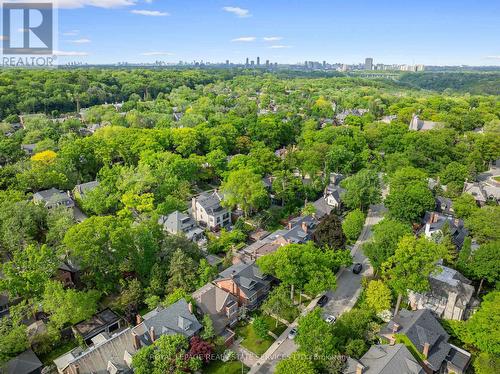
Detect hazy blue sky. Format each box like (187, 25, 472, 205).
(45, 0, 500, 65)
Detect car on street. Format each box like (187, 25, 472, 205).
(325, 315, 336, 324)
(353, 263, 363, 274)
(288, 328, 297, 340)
(317, 295, 329, 307)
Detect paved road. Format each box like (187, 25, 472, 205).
(250, 200, 387, 373)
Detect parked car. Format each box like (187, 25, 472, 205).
(325, 315, 336, 324)
(353, 263, 363, 274)
(288, 328, 297, 340)
(317, 295, 329, 307)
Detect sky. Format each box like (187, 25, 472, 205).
(7, 0, 500, 65)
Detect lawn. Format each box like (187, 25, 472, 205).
(39, 339, 78, 365)
(236, 322, 275, 356)
(203, 360, 249, 374)
(262, 315, 288, 336)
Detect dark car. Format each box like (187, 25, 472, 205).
(353, 263, 363, 274)
(317, 295, 329, 307)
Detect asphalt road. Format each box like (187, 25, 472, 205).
(250, 201, 387, 374)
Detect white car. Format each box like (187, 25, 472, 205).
(287, 328, 297, 339)
(325, 315, 336, 324)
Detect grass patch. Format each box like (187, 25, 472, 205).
(261, 315, 287, 336)
(236, 322, 275, 356)
(39, 339, 79, 365)
(203, 360, 249, 374)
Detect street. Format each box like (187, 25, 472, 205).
(250, 200, 387, 373)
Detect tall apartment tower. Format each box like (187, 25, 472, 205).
(245, 57, 249, 66)
(257, 56, 260, 66)
(365, 57, 373, 70)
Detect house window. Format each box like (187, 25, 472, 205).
(217, 217, 221, 223)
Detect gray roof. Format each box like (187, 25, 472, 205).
(357, 344, 424, 374)
(381, 310, 456, 372)
(409, 115, 441, 131)
(192, 283, 238, 334)
(54, 328, 135, 374)
(423, 212, 468, 249)
(313, 196, 334, 219)
(428, 265, 475, 309)
(267, 215, 318, 244)
(158, 211, 202, 239)
(134, 299, 201, 345)
(33, 188, 73, 206)
(217, 262, 272, 298)
(195, 191, 226, 214)
(74, 181, 99, 197)
(4, 350, 42, 374)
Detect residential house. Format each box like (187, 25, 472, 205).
(463, 181, 500, 205)
(192, 283, 239, 345)
(158, 211, 205, 242)
(4, 350, 43, 374)
(380, 309, 471, 374)
(344, 344, 424, 374)
(380, 115, 397, 124)
(191, 191, 231, 230)
(21, 144, 36, 156)
(313, 184, 345, 219)
(55, 261, 80, 288)
(409, 115, 441, 131)
(422, 212, 468, 249)
(267, 215, 318, 245)
(33, 188, 75, 209)
(335, 109, 369, 125)
(72, 309, 124, 346)
(54, 328, 136, 374)
(132, 299, 202, 347)
(72, 181, 99, 201)
(408, 265, 477, 320)
(435, 196, 453, 216)
(214, 262, 273, 311)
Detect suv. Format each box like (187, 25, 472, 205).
(317, 295, 329, 307)
(288, 328, 297, 339)
(353, 263, 363, 274)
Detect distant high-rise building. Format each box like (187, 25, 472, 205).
(265, 60, 270, 68)
(365, 57, 373, 70)
(226, 60, 229, 65)
(245, 57, 249, 66)
(257, 57, 260, 66)
(323, 60, 326, 68)
(250, 60, 255, 66)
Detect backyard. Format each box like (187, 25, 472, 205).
(203, 359, 249, 374)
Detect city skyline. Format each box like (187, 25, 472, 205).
(27, 0, 500, 66)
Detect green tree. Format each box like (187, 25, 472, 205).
(382, 235, 449, 314)
(221, 169, 269, 216)
(362, 219, 412, 273)
(466, 206, 500, 243)
(253, 316, 270, 341)
(0, 244, 58, 299)
(257, 242, 352, 299)
(464, 291, 500, 355)
(132, 334, 199, 374)
(0, 317, 28, 364)
(452, 194, 478, 219)
(275, 352, 317, 374)
(167, 249, 198, 292)
(467, 241, 500, 294)
(262, 285, 298, 324)
(201, 315, 215, 340)
(42, 281, 100, 330)
(341, 169, 381, 211)
(296, 308, 335, 369)
(342, 209, 365, 242)
(197, 259, 218, 287)
(473, 352, 500, 374)
(365, 280, 392, 313)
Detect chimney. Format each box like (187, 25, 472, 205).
(430, 212, 438, 223)
(132, 332, 140, 350)
(150, 326, 156, 342)
(188, 302, 193, 314)
(288, 222, 292, 230)
(423, 342, 430, 358)
(356, 363, 364, 374)
(135, 314, 143, 326)
(301, 221, 308, 234)
(392, 323, 400, 333)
